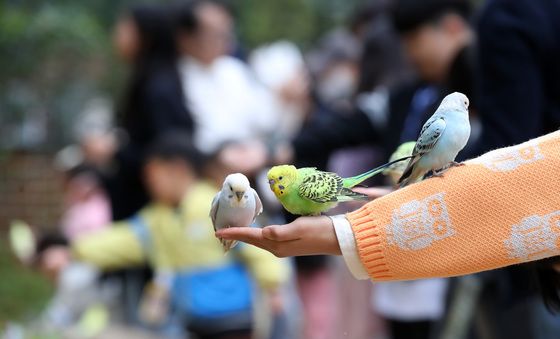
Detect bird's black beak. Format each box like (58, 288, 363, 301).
(268, 179, 275, 186)
(235, 191, 244, 201)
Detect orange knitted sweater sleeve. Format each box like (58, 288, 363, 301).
(347, 131, 560, 281)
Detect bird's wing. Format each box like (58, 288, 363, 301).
(398, 117, 446, 184)
(414, 116, 446, 156)
(209, 192, 221, 231)
(251, 188, 263, 221)
(298, 170, 343, 203)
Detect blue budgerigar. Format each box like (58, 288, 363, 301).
(398, 92, 471, 187)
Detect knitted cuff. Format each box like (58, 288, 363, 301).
(347, 205, 393, 281)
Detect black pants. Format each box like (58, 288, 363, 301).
(388, 320, 432, 339)
(194, 329, 252, 339)
(187, 312, 253, 339)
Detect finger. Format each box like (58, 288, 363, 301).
(216, 227, 263, 241)
(262, 223, 302, 241)
(216, 227, 273, 250)
(216, 227, 301, 256)
(352, 186, 393, 198)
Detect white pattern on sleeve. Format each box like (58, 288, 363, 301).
(330, 215, 370, 280)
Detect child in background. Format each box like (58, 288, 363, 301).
(59, 165, 111, 241)
(39, 133, 288, 339)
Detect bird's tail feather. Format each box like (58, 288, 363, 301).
(343, 155, 414, 188)
(398, 161, 424, 188)
(397, 157, 417, 186)
(221, 238, 237, 253)
(338, 188, 370, 201)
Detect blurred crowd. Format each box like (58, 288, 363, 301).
(5, 0, 560, 338)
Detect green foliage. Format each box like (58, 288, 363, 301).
(0, 6, 104, 76)
(235, 0, 365, 48)
(236, 0, 317, 48)
(0, 3, 112, 149)
(0, 240, 53, 324)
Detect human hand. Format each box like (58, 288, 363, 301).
(351, 186, 393, 199)
(215, 216, 341, 257)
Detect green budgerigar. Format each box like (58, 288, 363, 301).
(383, 141, 417, 186)
(267, 157, 411, 216)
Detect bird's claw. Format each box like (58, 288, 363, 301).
(431, 167, 450, 178)
(431, 171, 445, 178)
(432, 161, 464, 179)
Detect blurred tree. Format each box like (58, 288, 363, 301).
(0, 3, 110, 149)
(235, 0, 317, 48)
(233, 0, 366, 49)
(0, 0, 366, 150)
(0, 240, 53, 323)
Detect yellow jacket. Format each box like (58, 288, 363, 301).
(73, 181, 288, 290)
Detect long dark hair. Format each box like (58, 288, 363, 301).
(173, 0, 231, 33)
(120, 4, 190, 139)
(356, 2, 412, 94)
(110, 5, 193, 220)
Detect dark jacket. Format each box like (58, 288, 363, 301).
(463, 0, 560, 158)
(109, 67, 193, 220)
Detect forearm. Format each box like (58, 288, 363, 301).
(71, 222, 144, 270)
(343, 131, 560, 281)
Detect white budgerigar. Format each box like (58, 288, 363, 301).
(210, 173, 263, 252)
(398, 92, 471, 187)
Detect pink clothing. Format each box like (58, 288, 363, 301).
(297, 268, 337, 339)
(60, 192, 111, 241)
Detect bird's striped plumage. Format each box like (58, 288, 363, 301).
(268, 156, 412, 215)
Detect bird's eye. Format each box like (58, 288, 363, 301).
(464, 101, 468, 105)
(279, 176, 283, 180)
(229, 186, 233, 191)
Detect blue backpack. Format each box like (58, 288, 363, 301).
(129, 216, 253, 320)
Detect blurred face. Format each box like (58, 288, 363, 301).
(401, 15, 468, 83)
(178, 3, 233, 65)
(113, 16, 140, 62)
(144, 158, 192, 205)
(64, 174, 97, 204)
(317, 61, 358, 105)
(40, 247, 71, 282)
